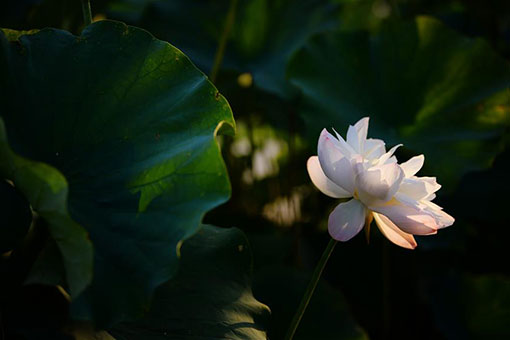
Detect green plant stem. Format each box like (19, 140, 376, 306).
(81, 0, 93, 27)
(284, 238, 337, 340)
(209, 0, 238, 83)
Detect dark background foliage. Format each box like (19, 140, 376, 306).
(1, 0, 509, 339)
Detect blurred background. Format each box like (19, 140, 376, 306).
(2, 1, 509, 339)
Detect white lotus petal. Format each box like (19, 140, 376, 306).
(346, 124, 361, 153)
(420, 177, 441, 200)
(398, 176, 441, 202)
(385, 156, 398, 164)
(354, 117, 369, 144)
(371, 199, 438, 235)
(346, 117, 370, 154)
(307, 156, 352, 198)
(332, 128, 356, 159)
(384, 164, 405, 199)
(318, 130, 355, 193)
(378, 144, 402, 164)
(421, 200, 455, 228)
(355, 166, 391, 203)
(328, 199, 366, 241)
(398, 178, 430, 200)
(401, 155, 425, 177)
(355, 162, 404, 204)
(364, 138, 386, 159)
(373, 212, 417, 249)
(423, 200, 442, 210)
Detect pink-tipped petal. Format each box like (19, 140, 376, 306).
(318, 130, 355, 194)
(307, 156, 352, 198)
(371, 200, 438, 235)
(373, 212, 417, 249)
(328, 199, 366, 241)
(401, 155, 425, 177)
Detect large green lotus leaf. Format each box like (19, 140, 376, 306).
(252, 265, 368, 340)
(109, 0, 339, 97)
(288, 16, 510, 185)
(0, 21, 234, 325)
(110, 225, 270, 340)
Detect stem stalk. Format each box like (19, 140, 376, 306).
(284, 238, 337, 340)
(209, 0, 238, 82)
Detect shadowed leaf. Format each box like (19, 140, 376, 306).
(110, 225, 269, 340)
(0, 21, 234, 325)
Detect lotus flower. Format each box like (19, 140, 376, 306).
(307, 117, 454, 249)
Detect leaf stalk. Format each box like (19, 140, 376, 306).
(210, 0, 238, 82)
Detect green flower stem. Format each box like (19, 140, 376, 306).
(284, 238, 337, 340)
(81, 0, 92, 27)
(209, 0, 238, 82)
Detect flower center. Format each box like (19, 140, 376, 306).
(353, 189, 360, 200)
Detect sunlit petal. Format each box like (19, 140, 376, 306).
(346, 124, 361, 153)
(371, 200, 438, 235)
(332, 128, 357, 159)
(373, 212, 417, 249)
(420, 200, 455, 228)
(401, 155, 425, 177)
(307, 156, 352, 198)
(398, 178, 428, 200)
(354, 117, 369, 143)
(364, 138, 385, 159)
(378, 144, 402, 164)
(328, 199, 366, 241)
(318, 130, 355, 193)
(397, 177, 441, 202)
(420, 177, 441, 200)
(346, 117, 368, 153)
(355, 162, 404, 204)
